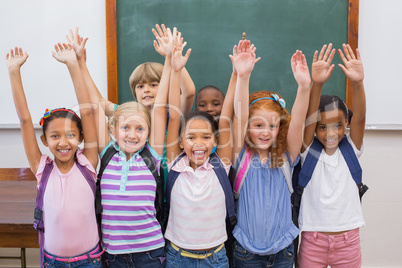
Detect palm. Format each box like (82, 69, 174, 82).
(234, 53, 255, 77)
(6, 54, 28, 69)
(294, 63, 311, 88)
(172, 50, 188, 71)
(312, 61, 332, 83)
(343, 60, 364, 82)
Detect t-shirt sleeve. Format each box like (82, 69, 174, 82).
(35, 154, 53, 186)
(76, 150, 97, 181)
(346, 133, 364, 158)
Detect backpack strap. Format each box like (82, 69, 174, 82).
(209, 153, 237, 226)
(165, 152, 187, 205)
(338, 136, 368, 199)
(139, 146, 164, 226)
(75, 162, 96, 196)
(233, 148, 252, 199)
(33, 162, 53, 267)
(96, 146, 117, 216)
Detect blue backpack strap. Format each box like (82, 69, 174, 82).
(33, 162, 53, 267)
(338, 136, 368, 199)
(209, 153, 237, 226)
(292, 138, 322, 228)
(165, 152, 186, 205)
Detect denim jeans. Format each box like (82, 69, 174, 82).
(233, 240, 294, 268)
(103, 246, 165, 268)
(165, 241, 229, 268)
(43, 245, 102, 268)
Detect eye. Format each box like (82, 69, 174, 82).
(270, 124, 277, 129)
(213, 102, 221, 107)
(136, 84, 143, 89)
(256, 124, 262, 128)
(198, 103, 205, 108)
(150, 83, 159, 87)
(335, 123, 342, 129)
(50, 135, 59, 139)
(203, 136, 211, 140)
(137, 127, 143, 132)
(121, 125, 129, 130)
(318, 125, 326, 130)
(66, 134, 75, 138)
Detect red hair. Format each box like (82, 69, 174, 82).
(247, 91, 290, 167)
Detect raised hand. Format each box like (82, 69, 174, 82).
(52, 43, 77, 64)
(311, 43, 335, 84)
(6, 47, 29, 71)
(291, 50, 311, 89)
(232, 40, 258, 78)
(338, 44, 364, 83)
(229, 38, 260, 75)
(171, 32, 191, 72)
(66, 27, 88, 62)
(153, 24, 187, 57)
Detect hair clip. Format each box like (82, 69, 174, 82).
(39, 108, 52, 126)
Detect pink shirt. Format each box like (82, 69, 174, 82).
(164, 154, 229, 250)
(36, 150, 99, 256)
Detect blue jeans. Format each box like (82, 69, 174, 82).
(103, 247, 165, 268)
(233, 240, 294, 268)
(43, 245, 102, 268)
(165, 241, 229, 268)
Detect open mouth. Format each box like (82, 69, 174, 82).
(125, 140, 139, 147)
(193, 150, 206, 160)
(58, 149, 71, 155)
(143, 96, 153, 100)
(325, 138, 338, 145)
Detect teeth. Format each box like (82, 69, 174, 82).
(59, 149, 69, 153)
(193, 150, 205, 155)
(326, 138, 336, 142)
(125, 140, 138, 145)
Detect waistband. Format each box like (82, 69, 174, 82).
(170, 242, 224, 259)
(44, 244, 105, 263)
(304, 228, 359, 242)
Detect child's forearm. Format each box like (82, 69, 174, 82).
(351, 81, 366, 123)
(180, 67, 195, 113)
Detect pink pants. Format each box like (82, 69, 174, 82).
(298, 228, 362, 268)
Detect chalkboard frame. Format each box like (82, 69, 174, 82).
(104, 0, 359, 109)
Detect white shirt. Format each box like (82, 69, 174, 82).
(164, 154, 229, 250)
(299, 134, 365, 232)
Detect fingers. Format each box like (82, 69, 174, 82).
(155, 24, 163, 37)
(338, 63, 347, 74)
(242, 32, 246, 40)
(184, 48, 192, 61)
(318, 44, 327, 61)
(322, 43, 333, 61)
(355, 48, 361, 60)
(312, 50, 318, 63)
(81, 37, 88, 48)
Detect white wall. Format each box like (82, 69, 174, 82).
(1, 0, 401, 268)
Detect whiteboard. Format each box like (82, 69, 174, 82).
(0, 0, 107, 128)
(359, 0, 402, 129)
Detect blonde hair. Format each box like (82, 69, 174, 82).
(108, 101, 151, 133)
(247, 91, 290, 168)
(129, 62, 163, 100)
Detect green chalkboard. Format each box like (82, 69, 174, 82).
(114, 0, 349, 110)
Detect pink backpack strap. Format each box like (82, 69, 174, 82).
(233, 148, 252, 199)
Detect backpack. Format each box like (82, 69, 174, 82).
(33, 160, 97, 266)
(290, 136, 369, 267)
(165, 152, 237, 266)
(96, 145, 164, 235)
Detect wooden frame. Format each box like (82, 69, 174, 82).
(105, 0, 359, 108)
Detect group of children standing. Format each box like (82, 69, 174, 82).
(6, 24, 366, 268)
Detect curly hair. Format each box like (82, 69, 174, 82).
(247, 91, 290, 168)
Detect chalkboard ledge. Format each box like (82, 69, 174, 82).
(0, 124, 41, 130)
(365, 124, 402, 131)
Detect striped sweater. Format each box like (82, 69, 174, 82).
(100, 141, 164, 254)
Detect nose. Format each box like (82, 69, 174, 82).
(59, 136, 68, 146)
(143, 84, 150, 93)
(206, 104, 213, 112)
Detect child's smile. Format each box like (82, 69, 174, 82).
(316, 109, 348, 155)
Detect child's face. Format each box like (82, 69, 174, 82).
(196, 88, 224, 119)
(315, 109, 348, 155)
(248, 108, 281, 153)
(134, 81, 159, 107)
(110, 113, 149, 158)
(179, 118, 216, 170)
(41, 118, 81, 165)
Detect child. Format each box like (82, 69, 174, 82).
(164, 33, 233, 268)
(195, 85, 224, 120)
(231, 40, 311, 267)
(68, 28, 172, 267)
(297, 44, 366, 267)
(6, 45, 101, 267)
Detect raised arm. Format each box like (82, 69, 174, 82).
(152, 24, 195, 113)
(52, 43, 98, 169)
(338, 44, 365, 149)
(287, 50, 312, 163)
(232, 40, 257, 163)
(149, 26, 175, 155)
(303, 44, 335, 151)
(165, 33, 192, 163)
(7, 48, 42, 174)
(67, 28, 111, 152)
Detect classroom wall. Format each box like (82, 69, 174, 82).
(1, 0, 401, 268)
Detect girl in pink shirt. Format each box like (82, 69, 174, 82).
(6, 44, 101, 268)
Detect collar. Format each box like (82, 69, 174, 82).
(172, 153, 213, 172)
(112, 141, 146, 160)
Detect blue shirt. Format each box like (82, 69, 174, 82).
(233, 147, 300, 255)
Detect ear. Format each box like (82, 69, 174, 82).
(78, 133, 84, 144)
(179, 138, 184, 149)
(109, 125, 116, 137)
(40, 135, 48, 147)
